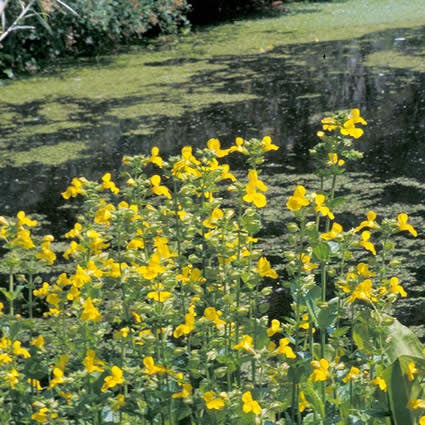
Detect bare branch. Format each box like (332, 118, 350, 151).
(0, 0, 36, 44)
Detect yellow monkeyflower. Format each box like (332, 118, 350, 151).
(17, 211, 38, 227)
(397, 213, 417, 237)
(407, 399, 425, 409)
(150, 175, 172, 199)
(81, 298, 102, 322)
(203, 307, 226, 329)
(172, 383, 193, 399)
(407, 361, 418, 381)
(30, 335, 45, 350)
(83, 349, 105, 373)
(355, 211, 379, 232)
(314, 194, 334, 219)
(101, 173, 119, 194)
(371, 377, 387, 392)
(28, 378, 43, 391)
(243, 170, 268, 208)
(203, 391, 226, 410)
(342, 366, 360, 383)
(233, 335, 255, 353)
(61, 177, 87, 199)
(7, 368, 19, 389)
(299, 391, 310, 413)
(420, 417, 425, 425)
(147, 283, 172, 303)
(31, 407, 50, 423)
(49, 367, 64, 388)
(299, 253, 318, 271)
(173, 305, 196, 338)
(202, 208, 224, 229)
(360, 230, 376, 255)
(261, 136, 279, 152)
(13, 341, 31, 358)
(242, 391, 262, 415)
(328, 152, 345, 167)
(287, 185, 310, 211)
(275, 338, 296, 359)
(388, 277, 407, 297)
(340, 108, 367, 139)
(357, 262, 376, 277)
(267, 319, 283, 337)
(256, 257, 278, 278)
(112, 394, 126, 410)
(207, 138, 230, 157)
(137, 253, 166, 280)
(347, 279, 377, 304)
(321, 116, 338, 131)
(321, 222, 343, 240)
(143, 357, 168, 375)
(149, 146, 163, 168)
(101, 366, 124, 392)
(309, 359, 330, 382)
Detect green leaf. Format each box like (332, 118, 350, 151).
(312, 242, 330, 262)
(316, 298, 338, 330)
(328, 196, 346, 209)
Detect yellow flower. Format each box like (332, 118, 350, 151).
(127, 238, 144, 250)
(420, 417, 425, 425)
(397, 213, 417, 237)
(101, 173, 119, 194)
(407, 361, 418, 381)
(321, 222, 343, 240)
(243, 170, 268, 208)
(172, 383, 193, 399)
(32, 407, 49, 423)
(203, 391, 226, 410)
(143, 357, 168, 375)
(299, 253, 318, 271)
(309, 359, 330, 382)
(149, 146, 163, 168)
(340, 108, 367, 139)
(202, 208, 224, 229)
(30, 335, 45, 350)
(203, 307, 226, 329)
(388, 277, 407, 297)
(360, 230, 376, 255)
(328, 152, 345, 167)
(102, 366, 124, 392)
(256, 257, 278, 278)
(81, 298, 102, 322)
(137, 253, 166, 280)
(321, 116, 338, 131)
(17, 210, 38, 227)
(275, 338, 296, 358)
(147, 283, 172, 303)
(267, 319, 282, 337)
(7, 368, 19, 389)
(299, 391, 310, 413)
(61, 177, 87, 199)
(173, 306, 196, 338)
(355, 211, 379, 232)
(314, 194, 334, 219)
(242, 391, 262, 415)
(347, 279, 377, 304)
(287, 185, 310, 211)
(49, 367, 64, 388)
(342, 366, 360, 383)
(261, 136, 279, 152)
(150, 175, 172, 199)
(233, 335, 255, 353)
(112, 394, 126, 410)
(371, 377, 387, 392)
(356, 262, 376, 277)
(28, 378, 43, 391)
(83, 349, 105, 373)
(12, 340, 31, 358)
(207, 138, 230, 157)
(407, 399, 425, 409)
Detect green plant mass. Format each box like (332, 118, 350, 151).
(0, 110, 423, 424)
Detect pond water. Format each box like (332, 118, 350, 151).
(0, 20, 424, 331)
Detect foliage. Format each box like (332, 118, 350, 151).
(0, 0, 190, 77)
(0, 109, 424, 424)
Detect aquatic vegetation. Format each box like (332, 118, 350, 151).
(0, 109, 423, 424)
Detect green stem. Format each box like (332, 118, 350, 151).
(9, 271, 14, 317)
